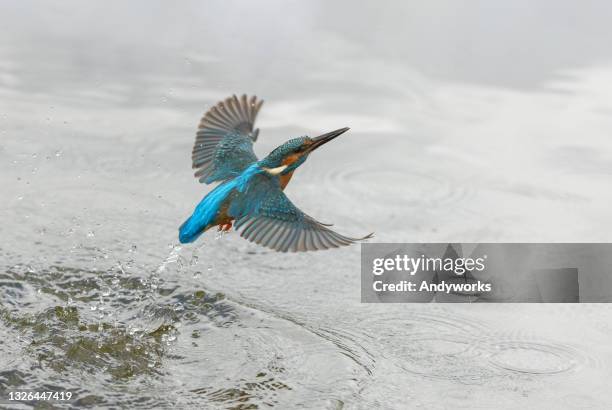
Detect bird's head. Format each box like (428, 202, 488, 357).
(259, 127, 350, 176)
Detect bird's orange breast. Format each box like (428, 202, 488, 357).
(279, 170, 294, 189)
(279, 154, 300, 189)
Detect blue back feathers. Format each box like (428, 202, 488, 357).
(179, 163, 262, 243)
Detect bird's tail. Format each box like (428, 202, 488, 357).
(179, 214, 207, 244)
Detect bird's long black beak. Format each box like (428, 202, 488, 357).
(307, 127, 350, 152)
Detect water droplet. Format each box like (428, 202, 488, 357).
(90, 305, 97, 311)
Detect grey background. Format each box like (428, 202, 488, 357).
(2, 1, 612, 408)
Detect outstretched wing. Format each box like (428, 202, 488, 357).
(228, 175, 373, 252)
(192, 94, 264, 184)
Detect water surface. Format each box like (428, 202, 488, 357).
(2, 1, 612, 408)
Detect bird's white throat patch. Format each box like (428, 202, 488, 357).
(263, 165, 288, 175)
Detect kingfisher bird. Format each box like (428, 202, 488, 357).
(178, 94, 373, 252)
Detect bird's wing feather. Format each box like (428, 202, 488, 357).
(192, 94, 264, 184)
(229, 174, 373, 252)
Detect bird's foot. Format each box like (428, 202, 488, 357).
(217, 222, 233, 232)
